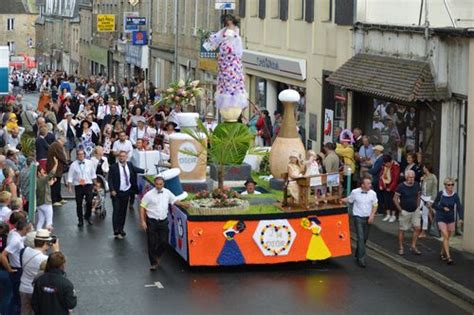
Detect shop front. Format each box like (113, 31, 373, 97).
(326, 53, 449, 175)
(125, 44, 148, 81)
(242, 50, 307, 143)
(88, 45, 108, 76)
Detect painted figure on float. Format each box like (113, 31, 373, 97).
(204, 14, 248, 122)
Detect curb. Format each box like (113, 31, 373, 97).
(366, 239, 474, 306)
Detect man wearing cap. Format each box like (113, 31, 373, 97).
(140, 176, 179, 271)
(369, 145, 385, 213)
(204, 113, 217, 133)
(20, 229, 60, 315)
(130, 117, 154, 147)
(241, 179, 261, 195)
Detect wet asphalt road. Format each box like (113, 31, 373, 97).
(49, 198, 468, 315)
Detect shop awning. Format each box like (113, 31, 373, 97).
(326, 54, 449, 103)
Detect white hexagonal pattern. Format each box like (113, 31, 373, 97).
(252, 219, 297, 256)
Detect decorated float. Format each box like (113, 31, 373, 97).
(139, 14, 351, 266)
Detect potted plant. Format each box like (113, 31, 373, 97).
(181, 120, 261, 190)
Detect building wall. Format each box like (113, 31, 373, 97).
(357, 0, 474, 28)
(240, 0, 353, 149)
(0, 13, 37, 57)
(79, 5, 92, 76)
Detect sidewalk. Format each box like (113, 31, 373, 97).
(365, 216, 474, 304)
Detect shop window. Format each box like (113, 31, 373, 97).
(7, 18, 14, 31)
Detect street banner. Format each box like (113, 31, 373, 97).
(132, 31, 148, 45)
(28, 163, 37, 224)
(0, 46, 9, 95)
(215, 0, 235, 9)
(97, 14, 116, 32)
(124, 12, 139, 33)
(197, 37, 218, 73)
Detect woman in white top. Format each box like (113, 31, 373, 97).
(304, 150, 323, 205)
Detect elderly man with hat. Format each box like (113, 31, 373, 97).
(130, 116, 156, 148)
(241, 178, 261, 195)
(369, 144, 385, 213)
(19, 229, 60, 315)
(204, 112, 217, 133)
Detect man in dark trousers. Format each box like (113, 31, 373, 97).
(66, 149, 97, 227)
(108, 150, 144, 239)
(31, 251, 77, 315)
(140, 176, 181, 271)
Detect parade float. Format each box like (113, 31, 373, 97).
(140, 14, 351, 266)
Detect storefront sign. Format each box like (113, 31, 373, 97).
(253, 220, 297, 256)
(198, 37, 218, 73)
(128, 0, 139, 6)
(97, 14, 115, 32)
(215, 0, 235, 9)
(125, 44, 142, 67)
(123, 12, 139, 33)
(177, 142, 199, 172)
(125, 16, 146, 26)
(132, 31, 147, 45)
(323, 109, 334, 144)
(243, 50, 306, 81)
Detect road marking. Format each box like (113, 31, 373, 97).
(145, 281, 164, 289)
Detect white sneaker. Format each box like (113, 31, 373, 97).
(389, 215, 397, 223)
(382, 215, 391, 222)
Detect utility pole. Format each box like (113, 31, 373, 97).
(173, 0, 179, 81)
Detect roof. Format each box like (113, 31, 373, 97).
(326, 54, 449, 103)
(1, 0, 28, 14)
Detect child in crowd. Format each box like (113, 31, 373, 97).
(92, 181, 104, 215)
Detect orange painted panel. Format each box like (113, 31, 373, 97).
(187, 214, 351, 266)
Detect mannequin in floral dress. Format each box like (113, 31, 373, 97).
(205, 14, 248, 117)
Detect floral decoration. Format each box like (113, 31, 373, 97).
(156, 79, 203, 107)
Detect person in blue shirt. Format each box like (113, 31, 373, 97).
(433, 177, 464, 265)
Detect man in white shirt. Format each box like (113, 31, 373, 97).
(342, 176, 378, 268)
(67, 149, 97, 227)
(129, 118, 156, 147)
(204, 112, 217, 133)
(112, 131, 133, 161)
(140, 176, 180, 271)
(19, 229, 60, 315)
(1, 219, 29, 314)
(241, 179, 261, 195)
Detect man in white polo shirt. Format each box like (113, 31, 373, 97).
(111, 131, 133, 161)
(140, 176, 180, 271)
(342, 176, 378, 268)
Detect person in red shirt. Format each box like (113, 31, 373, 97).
(379, 154, 400, 223)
